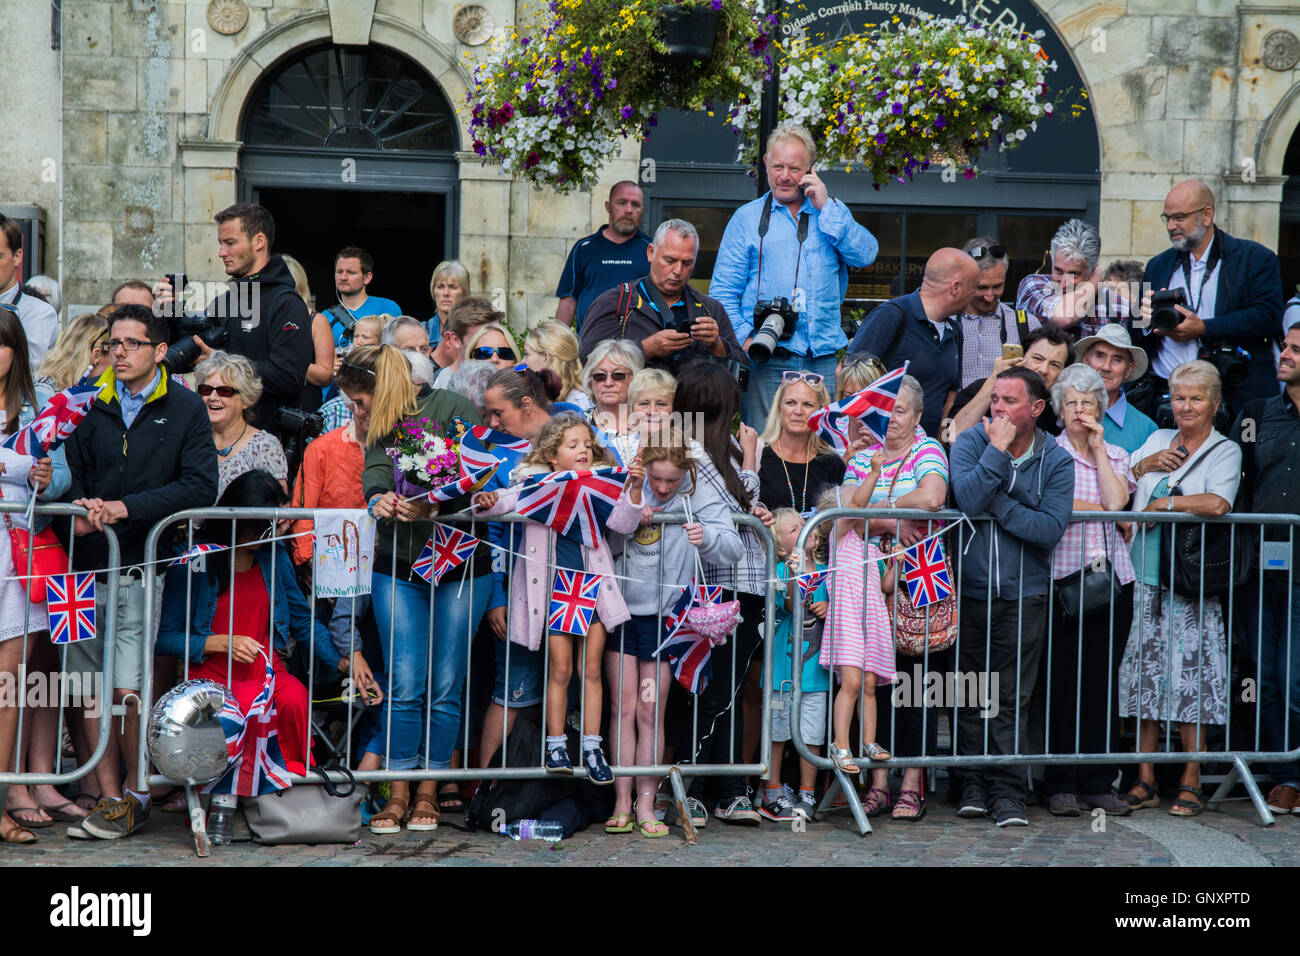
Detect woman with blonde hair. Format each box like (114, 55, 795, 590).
(464, 322, 518, 372)
(281, 253, 336, 411)
(524, 320, 590, 411)
(428, 260, 471, 340)
(34, 312, 109, 392)
(756, 371, 843, 515)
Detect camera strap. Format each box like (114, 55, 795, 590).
(756, 196, 811, 309)
(640, 279, 696, 331)
(1177, 240, 1221, 317)
(328, 303, 358, 337)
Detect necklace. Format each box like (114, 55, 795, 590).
(778, 452, 810, 513)
(216, 421, 248, 457)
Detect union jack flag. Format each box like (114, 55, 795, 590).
(663, 584, 693, 637)
(3, 384, 101, 457)
(901, 536, 953, 608)
(515, 468, 629, 548)
(414, 524, 480, 585)
(694, 582, 722, 607)
(461, 425, 529, 471)
(547, 569, 602, 636)
(656, 628, 721, 694)
(168, 543, 226, 569)
(427, 460, 497, 503)
(47, 573, 95, 645)
(807, 363, 908, 449)
(207, 652, 292, 797)
(796, 568, 830, 600)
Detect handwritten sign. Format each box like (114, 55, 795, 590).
(313, 509, 376, 597)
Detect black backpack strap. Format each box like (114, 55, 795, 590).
(1015, 308, 1030, 342)
(616, 282, 636, 339)
(327, 304, 356, 337)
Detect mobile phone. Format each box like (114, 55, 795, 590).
(1175, 445, 1189, 459)
(165, 272, 187, 318)
(1002, 344, 1023, 360)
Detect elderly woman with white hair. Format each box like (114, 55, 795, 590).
(447, 358, 498, 417)
(1015, 218, 1105, 336)
(194, 351, 288, 495)
(1119, 360, 1241, 818)
(582, 338, 645, 453)
(1043, 362, 1137, 819)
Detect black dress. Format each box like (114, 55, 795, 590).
(757, 447, 847, 514)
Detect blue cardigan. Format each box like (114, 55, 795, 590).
(156, 543, 340, 671)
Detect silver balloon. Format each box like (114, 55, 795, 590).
(147, 680, 236, 785)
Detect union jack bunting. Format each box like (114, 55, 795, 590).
(547, 568, 602, 637)
(169, 543, 226, 569)
(796, 568, 831, 601)
(515, 467, 629, 548)
(2, 384, 100, 457)
(902, 536, 954, 609)
(207, 652, 292, 797)
(807, 363, 908, 448)
(47, 573, 95, 645)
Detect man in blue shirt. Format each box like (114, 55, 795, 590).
(1074, 324, 1158, 453)
(326, 245, 402, 345)
(555, 181, 650, 332)
(710, 124, 878, 427)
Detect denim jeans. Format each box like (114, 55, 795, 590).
(367, 570, 491, 771)
(1254, 580, 1300, 785)
(741, 352, 839, 430)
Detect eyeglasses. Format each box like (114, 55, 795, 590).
(105, 338, 159, 352)
(591, 370, 631, 384)
(198, 384, 238, 398)
(1159, 206, 1209, 225)
(472, 346, 516, 361)
(782, 370, 825, 387)
(969, 244, 1006, 260)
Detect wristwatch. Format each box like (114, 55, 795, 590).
(1165, 495, 1174, 511)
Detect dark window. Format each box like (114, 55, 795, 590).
(243, 45, 457, 152)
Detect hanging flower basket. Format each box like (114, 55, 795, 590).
(464, 0, 773, 192)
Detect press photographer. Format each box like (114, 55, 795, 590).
(155, 203, 314, 443)
(1133, 180, 1284, 421)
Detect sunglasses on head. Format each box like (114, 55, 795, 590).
(591, 370, 631, 384)
(198, 384, 238, 398)
(782, 370, 824, 387)
(472, 345, 516, 361)
(970, 244, 1007, 261)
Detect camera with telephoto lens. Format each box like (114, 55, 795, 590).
(1200, 343, 1251, 389)
(747, 297, 798, 362)
(161, 312, 230, 375)
(1150, 288, 1188, 332)
(275, 407, 326, 489)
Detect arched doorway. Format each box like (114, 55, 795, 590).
(1281, 125, 1300, 304)
(239, 43, 461, 319)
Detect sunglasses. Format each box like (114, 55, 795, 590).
(842, 351, 886, 376)
(970, 244, 1007, 260)
(782, 370, 825, 387)
(198, 384, 239, 398)
(591, 370, 631, 384)
(472, 346, 516, 361)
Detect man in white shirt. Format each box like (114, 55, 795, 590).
(0, 215, 59, 369)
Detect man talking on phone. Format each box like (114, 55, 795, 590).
(710, 123, 878, 425)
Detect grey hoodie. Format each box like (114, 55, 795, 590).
(950, 424, 1075, 600)
(617, 472, 744, 618)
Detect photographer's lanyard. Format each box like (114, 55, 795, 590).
(639, 279, 697, 329)
(755, 197, 811, 309)
(1177, 240, 1221, 317)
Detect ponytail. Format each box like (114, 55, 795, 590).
(340, 344, 418, 447)
(487, 365, 562, 411)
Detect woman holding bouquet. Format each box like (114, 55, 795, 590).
(356, 344, 492, 834)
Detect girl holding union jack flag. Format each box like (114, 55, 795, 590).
(0, 312, 72, 844)
(473, 414, 643, 785)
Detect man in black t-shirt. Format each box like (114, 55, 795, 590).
(948, 326, 1072, 444)
(555, 181, 651, 332)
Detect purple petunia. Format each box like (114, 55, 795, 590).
(621, 105, 634, 120)
(934, 115, 946, 129)
(891, 102, 904, 115)
(524, 151, 542, 169)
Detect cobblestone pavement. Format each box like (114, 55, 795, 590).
(4, 794, 1293, 867)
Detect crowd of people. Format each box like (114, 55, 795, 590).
(0, 118, 1296, 848)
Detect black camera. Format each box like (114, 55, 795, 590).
(1200, 343, 1251, 389)
(748, 297, 797, 362)
(1150, 288, 1188, 332)
(275, 407, 326, 487)
(161, 313, 230, 375)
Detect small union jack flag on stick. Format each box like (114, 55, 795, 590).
(547, 568, 602, 637)
(2, 384, 100, 457)
(206, 652, 292, 797)
(807, 363, 908, 451)
(901, 536, 953, 608)
(169, 543, 226, 570)
(413, 524, 480, 584)
(48, 573, 95, 645)
(516, 468, 629, 548)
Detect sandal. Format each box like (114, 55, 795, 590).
(437, 787, 464, 813)
(73, 793, 101, 813)
(863, 742, 891, 762)
(408, 783, 440, 832)
(1121, 779, 1159, 810)
(369, 795, 408, 835)
(862, 787, 891, 817)
(158, 788, 188, 814)
(605, 811, 634, 834)
(892, 789, 927, 821)
(0, 812, 38, 844)
(35, 800, 88, 823)
(5, 807, 54, 830)
(830, 747, 861, 775)
(1168, 786, 1205, 818)
(638, 819, 669, 838)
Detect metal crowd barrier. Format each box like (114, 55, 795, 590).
(0, 504, 119, 807)
(139, 506, 777, 854)
(789, 507, 1300, 836)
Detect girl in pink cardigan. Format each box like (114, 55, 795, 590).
(473, 414, 640, 782)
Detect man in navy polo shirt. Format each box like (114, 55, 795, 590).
(555, 181, 650, 332)
(849, 247, 979, 438)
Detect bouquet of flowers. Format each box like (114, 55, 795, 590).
(464, 0, 773, 192)
(386, 417, 462, 499)
(728, 14, 1081, 186)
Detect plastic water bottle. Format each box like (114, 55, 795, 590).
(207, 793, 238, 846)
(503, 819, 563, 842)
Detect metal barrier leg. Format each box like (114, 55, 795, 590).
(829, 765, 872, 836)
(185, 785, 211, 858)
(668, 767, 698, 846)
(1208, 755, 1273, 826)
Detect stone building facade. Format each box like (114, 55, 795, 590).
(3, 0, 1300, 330)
